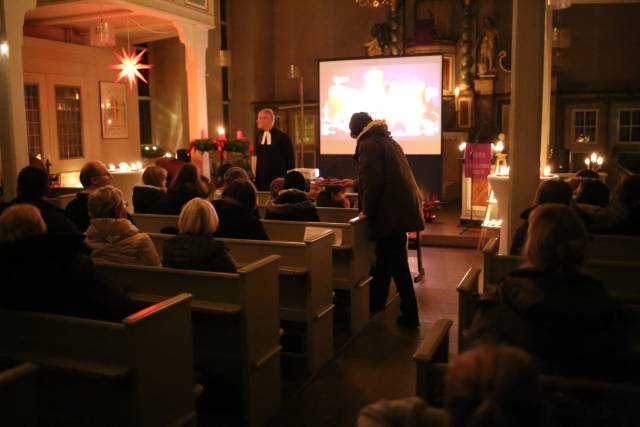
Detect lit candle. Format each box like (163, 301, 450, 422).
(164, 152, 173, 158)
(458, 142, 467, 152)
(236, 130, 244, 140)
(495, 141, 504, 153)
(591, 152, 598, 163)
(543, 165, 551, 176)
(597, 156, 603, 166)
(585, 157, 591, 167)
(217, 126, 225, 136)
(108, 164, 116, 172)
(118, 162, 129, 171)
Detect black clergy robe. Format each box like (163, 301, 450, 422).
(254, 127, 295, 191)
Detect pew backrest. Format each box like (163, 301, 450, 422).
(0, 294, 196, 427)
(131, 213, 178, 234)
(45, 193, 76, 210)
(0, 363, 38, 427)
(258, 205, 359, 223)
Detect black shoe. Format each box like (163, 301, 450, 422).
(396, 315, 419, 329)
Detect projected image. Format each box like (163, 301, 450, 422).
(319, 55, 442, 155)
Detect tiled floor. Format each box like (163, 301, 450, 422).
(265, 246, 483, 427)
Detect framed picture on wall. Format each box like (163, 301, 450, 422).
(99, 81, 128, 139)
(185, 0, 208, 10)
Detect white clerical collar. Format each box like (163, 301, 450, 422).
(261, 130, 272, 145)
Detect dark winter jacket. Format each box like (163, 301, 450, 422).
(162, 234, 237, 273)
(264, 189, 320, 222)
(213, 198, 269, 240)
(156, 187, 204, 215)
(0, 234, 136, 321)
(65, 192, 91, 232)
(5, 197, 80, 236)
(354, 121, 424, 239)
(470, 267, 630, 380)
(132, 185, 167, 214)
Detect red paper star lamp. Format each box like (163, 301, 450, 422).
(110, 48, 152, 90)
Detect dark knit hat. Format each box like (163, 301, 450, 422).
(283, 171, 306, 191)
(349, 112, 373, 139)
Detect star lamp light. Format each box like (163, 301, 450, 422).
(110, 47, 152, 90)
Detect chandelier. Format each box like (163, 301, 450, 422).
(355, 0, 392, 7)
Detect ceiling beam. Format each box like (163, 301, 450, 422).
(26, 9, 133, 26)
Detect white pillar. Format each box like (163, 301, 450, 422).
(540, 7, 553, 172)
(507, 0, 546, 251)
(174, 20, 211, 178)
(0, 0, 36, 200)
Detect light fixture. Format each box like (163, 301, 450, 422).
(355, 0, 391, 7)
(110, 48, 152, 90)
(547, 0, 571, 10)
(109, 19, 152, 90)
(89, 19, 115, 47)
(0, 42, 8, 57)
(217, 126, 225, 136)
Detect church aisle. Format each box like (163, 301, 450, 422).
(265, 246, 483, 427)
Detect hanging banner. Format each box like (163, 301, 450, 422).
(463, 143, 492, 179)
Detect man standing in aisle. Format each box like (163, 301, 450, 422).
(255, 108, 295, 191)
(349, 112, 424, 329)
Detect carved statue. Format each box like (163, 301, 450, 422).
(478, 17, 498, 76)
(414, 1, 435, 44)
(364, 22, 392, 56)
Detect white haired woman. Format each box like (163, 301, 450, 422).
(86, 185, 161, 266)
(163, 198, 237, 273)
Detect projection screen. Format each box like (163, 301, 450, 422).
(319, 55, 442, 155)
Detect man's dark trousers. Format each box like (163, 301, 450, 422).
(370, 232, 419, 322)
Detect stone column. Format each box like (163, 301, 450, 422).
(0, 0, 36, 201)
(506, 0, 545, 251)
(539, 7, 553, 172)
(174, 20, 211, 179)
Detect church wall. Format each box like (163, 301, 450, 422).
(22, 36, 140, 173)
(228, 0, 275, 143)
(556, 4, 640, 93)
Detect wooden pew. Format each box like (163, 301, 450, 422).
(45, 193, 76, 210)
(257, 206, 359, 223)
(261, 217, 375, 335)
(483, 238, 640, 305)
(414, 319, 640, 419)
(588, 234, 640, 262)
(0, 363, 38, 427)
(0, 294, 196, 427)
(148, 232, 335, 375)
(94, 256, 281, 427)
(131, 213, 179, 234)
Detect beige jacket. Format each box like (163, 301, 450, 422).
(86, 218, 161, 266)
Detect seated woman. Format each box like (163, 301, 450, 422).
(471, 204, 629, 381)
(85, 185, 161, 266)
(157, 163, 209, 214)
(132, 166, 168, 213)
(266, 177, 284, 206)
(265, 171, 320, 222)
(213, 179, 269, 240)
(0, 204, 135, 321)
(163, 198, 237, 273)
(509, 179, 573, 255)
(358, 345, 545, 427)
(574, 179, 611, 231)
(608, 174, 640, 235)
(316, 184, 350, 208)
